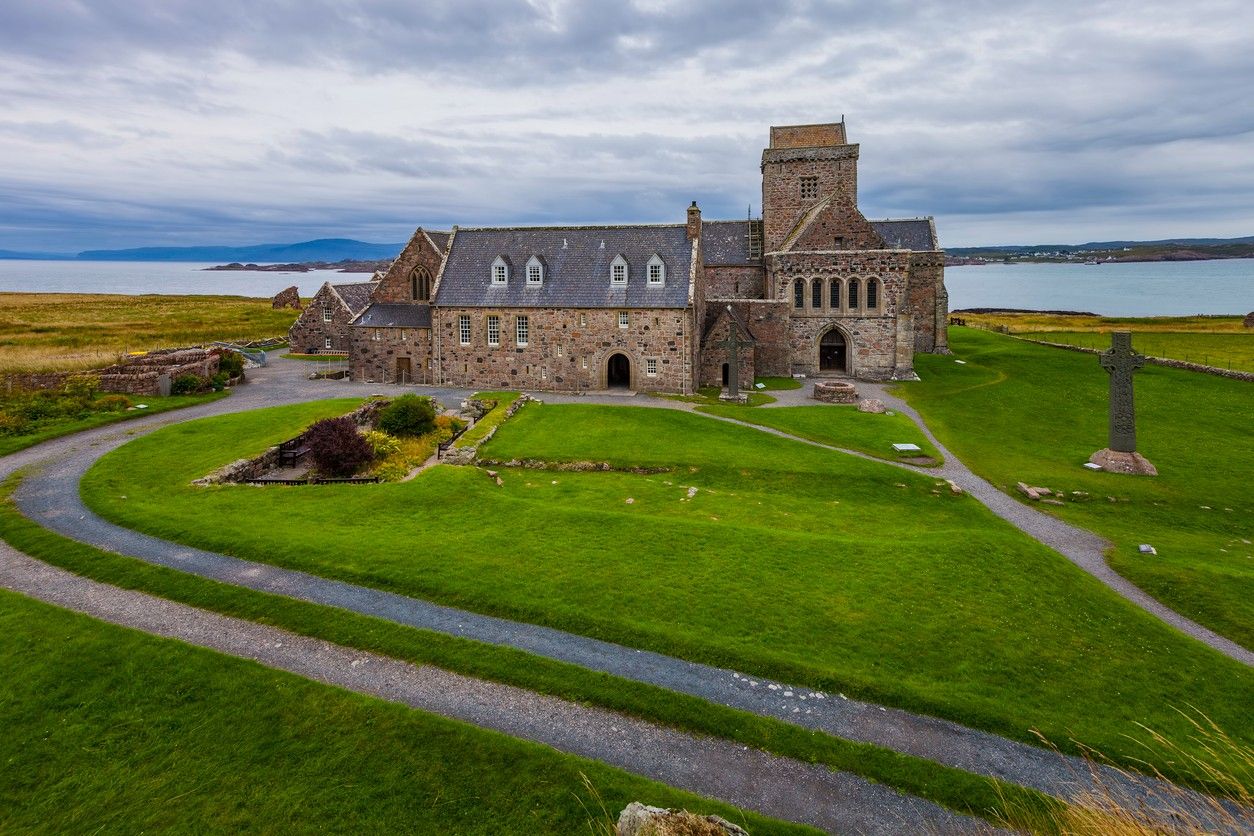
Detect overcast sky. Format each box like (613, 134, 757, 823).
(2, 0, 1252, 251)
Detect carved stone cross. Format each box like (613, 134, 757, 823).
(718, 315, 745, 400)
(1099, 331, 1145, 453)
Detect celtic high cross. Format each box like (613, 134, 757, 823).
(1099, 331, 1146, 453)
(718, 314, 746, 400)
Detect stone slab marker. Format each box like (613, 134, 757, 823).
(1090, 331, 1157, 475)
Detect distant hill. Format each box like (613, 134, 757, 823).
(72, 238, 405, 263)
(0, 249, 75, 260)
(947, 234, 1254, 265)
(948, 235, 1254, 257)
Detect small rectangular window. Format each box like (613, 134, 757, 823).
(459, 314, 471, 345)
(555, 344, 563, 356)
(492, 264, 507, 285)
(581, 357, 588, 369)
(516, 315, 529, 346)
(834, 236, 845, 250)
(618, 311, 629, 328)
(487, 315, 500, 346)
(800, 176, 819, 200)
(400, 330, 407, 342)
(648, 263, 663, 284)
(646, 358, 658, 377)
(372, 329, 381, 341)
(527, 264, 542, 284)
(324, 337, 332, 349)
(579, 313, 587, 327)
(812, 279, 823, 309)
(322, 306, 332, 323)
(612, 263, 626, 284)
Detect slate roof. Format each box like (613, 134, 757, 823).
(424, 230, 451, 253)
(869, 219, 938, 251)
(331, 281, 379, 315)
(353, 302, 431, 328)
(702, 220, 759, 265)
(437, 226, 694, 309)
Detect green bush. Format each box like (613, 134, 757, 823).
(217, 351, 245, 379)
(377, 394, 437, 437)
(63, 374, 100, 402)
(92, 395, 132, 413)
(210, 372, 229, 392)
(362, 430, 400, 459)
(171, 374, 203, 395)
(305, 417, 373, 477)
(0, 412, 28, 435)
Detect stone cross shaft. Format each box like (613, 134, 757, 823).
(718, 315, 745, 399)
(1099, 331, 1146, 453)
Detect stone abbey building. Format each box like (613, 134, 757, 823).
(299, 121, 948, 393)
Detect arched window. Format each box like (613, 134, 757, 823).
(811, 277, 823, 309)
(410, 267, 431, 301)
(793, 279, 804, 309)
(848, 278, 860, 310)
(829, 278, 841, 310)
(610, 254, 629, 285)
(646, 254, 666, 285)
(491, 256, 509, 286)
(866, 277, 878, 310)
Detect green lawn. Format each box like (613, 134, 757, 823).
(661, 387, 777, 407)
(1029, 331, 1254, 372)
(696, 404, 941, 464)
(80, 400, 1253, 781)
(895, 327, 1254, 648)
(455, 391, 523, 448)
(0, 477, 1048, 826)
(0, 589, 813, 834)
(0, 391, 226, 457)
(755, 376, 803, 390)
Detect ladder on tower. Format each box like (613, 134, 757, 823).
(747, 218, 764, 260)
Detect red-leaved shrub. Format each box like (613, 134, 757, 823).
(305, 416, 373, 477)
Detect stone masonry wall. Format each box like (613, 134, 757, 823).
(767, 249, 911, 380)
(374, 229, 444, 303)
(349, 325, 434, 384)
(761, 145, 859, 252)
(288, 284, 354, 354)
(700, 299, 791, 383)
(906, 252, 946, 353)
(704, 265, 766, 299)
(789, 197, 886, 252)
(436, 307, 691, 393)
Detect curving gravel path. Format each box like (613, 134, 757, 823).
(0, 545, 994, 836)
(2, 358, 1246, 825)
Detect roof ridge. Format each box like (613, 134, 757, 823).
(454, 222, 686, 232)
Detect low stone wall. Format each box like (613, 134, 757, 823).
(812, 380, 859, 403)
(5, 347, 227, 397)
(1014, 336, 1254, 383)
(442, 394, 532, 465)
(194, 399, 390, 485)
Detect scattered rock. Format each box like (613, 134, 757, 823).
(1139, 544, 1157, 555)
(485, 470, 498, 478)
(1088, 448, 1158, 476)
(493, 476, 503, 487)
(625, 498, 635, 504)
(1016, 482, 1041, 501)
(1041, 498, 1065, 506)
(946, 479, 963, 495)
(857, 398, 886, 414)
(686, 486, 698, 499)
(617, 802, 748, 836)
(1030, 486, 1052, 496)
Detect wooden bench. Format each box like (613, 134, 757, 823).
(278, 438, 310, 467)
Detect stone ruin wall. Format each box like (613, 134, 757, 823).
(271, 286, 302, 309)
(4, 347, 222, 397)
(704, 265, 766, 299)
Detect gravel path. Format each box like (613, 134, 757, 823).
(0, 544, 993, 836)
(2, 358, 1244, 819)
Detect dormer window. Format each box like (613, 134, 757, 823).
(526, 256, 543, 285)
(491, 256, 509, 286)
(610, 254, 628, 285)
(647, 254, 665, 285)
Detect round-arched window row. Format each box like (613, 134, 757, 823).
(789, 277, 880, 313)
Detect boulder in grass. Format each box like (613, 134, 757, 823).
(617, 802, 748, 836)
(857, 398, 886, 413)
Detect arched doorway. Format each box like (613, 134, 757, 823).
(721, 363, 729, 386)
(819, 329, 847, 373)
(607, 353, 631, 388)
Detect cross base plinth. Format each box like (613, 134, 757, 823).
(1089, 449, 1158, 476)
(718, 390, 748, 404)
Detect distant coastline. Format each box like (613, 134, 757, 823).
(204, 259, 390, 274)
(945, 237, 1254, 266)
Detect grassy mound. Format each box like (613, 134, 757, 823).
(897, 327, 1253, 648)
(81, 400, 1252, 779)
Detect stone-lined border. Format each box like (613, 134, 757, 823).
(443, 394, 533, 464)
(1009, 335, 1254, 382)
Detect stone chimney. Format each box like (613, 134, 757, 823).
(686, 201, 702, 240)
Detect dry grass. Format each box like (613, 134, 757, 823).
(1002, 711, 1253, 835)
(0, 292, 298, 373)
(956, 312, 1247, 333)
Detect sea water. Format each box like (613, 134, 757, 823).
(0, 257, 1251, 316)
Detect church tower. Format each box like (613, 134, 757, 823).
(760, 121, 860, 253)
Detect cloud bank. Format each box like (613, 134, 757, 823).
(1, 0, 1251, 249)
